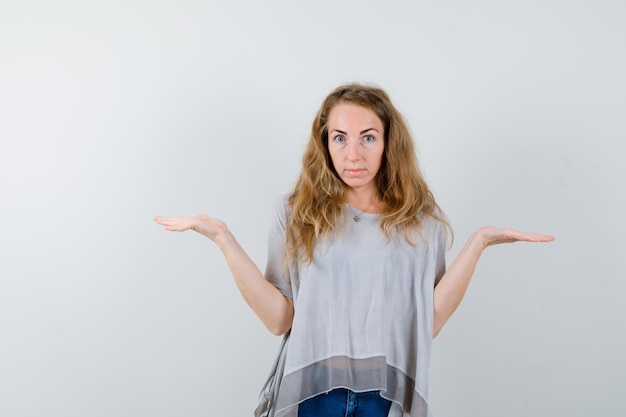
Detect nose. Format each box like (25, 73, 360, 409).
(347, 139, 360, 162)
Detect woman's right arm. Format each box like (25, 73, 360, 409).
(154, 215, 294, 336)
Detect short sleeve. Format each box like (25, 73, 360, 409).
(264, 197, 293, 299)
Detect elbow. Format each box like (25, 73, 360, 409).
(432, 325, 441, 339)
(266, 307, 294, 336)
(267, 322, 291, 336)
(432, 309, 446, 339)
(432, 318, 442, 338)
(269, 327, 289, 336)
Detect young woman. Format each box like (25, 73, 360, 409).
(154, 84, 553, 417)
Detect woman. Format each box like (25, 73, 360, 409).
(154, 83, 553, 417)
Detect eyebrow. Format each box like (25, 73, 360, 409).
(331, 128, 380, 135)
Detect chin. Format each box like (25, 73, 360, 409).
(342, 178, 374, 190)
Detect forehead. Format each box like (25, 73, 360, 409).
(327, 103, 384, 130)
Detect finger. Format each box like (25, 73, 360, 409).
(154, 216, 194, 231)
(154, 216, 178, 226)
(509, 230, 555, 242)
(481, 227, 555, 247)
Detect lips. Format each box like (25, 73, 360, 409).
(345, 169, 365, 176)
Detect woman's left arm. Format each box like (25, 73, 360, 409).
(432, 227, 554, 338)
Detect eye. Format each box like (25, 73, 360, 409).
(334, 135, 346, 143)
(363, 135, 375, 143)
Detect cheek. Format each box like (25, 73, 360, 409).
(374, 149, 385, 168)
(328, 145, 341, 162)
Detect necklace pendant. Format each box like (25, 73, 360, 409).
(353, 214, 360, 222)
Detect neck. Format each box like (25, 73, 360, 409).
(345, 187, 380, 213)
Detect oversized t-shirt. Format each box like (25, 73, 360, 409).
(255, 197, 446, 417)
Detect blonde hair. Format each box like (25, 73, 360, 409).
(286, 83, 451, 263)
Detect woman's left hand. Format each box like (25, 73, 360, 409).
(475, 227, 555, 249)
(432, 227, 554, 337)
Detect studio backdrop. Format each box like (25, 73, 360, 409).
(1, 1, 624, 416)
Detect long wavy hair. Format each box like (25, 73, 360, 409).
(286, 83, 451, 264)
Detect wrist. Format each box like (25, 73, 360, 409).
(213, 227, 236, 250)
(469, 227, 490, 251)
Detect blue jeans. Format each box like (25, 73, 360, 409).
(298, 388, 392, 417)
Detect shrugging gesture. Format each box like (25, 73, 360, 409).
(155, 83, 556, 416)
(154, 215, 294, 336)
(433, 226, 554, 338)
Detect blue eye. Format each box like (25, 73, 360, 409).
(334, 135, 346, 143)
(363, 135, 375, 143)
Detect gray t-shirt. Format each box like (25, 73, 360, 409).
(256, 197, 446, 417)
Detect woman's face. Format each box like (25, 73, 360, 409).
(327, 103, 385, 196)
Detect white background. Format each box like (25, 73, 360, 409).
(1, 1, 624, 416)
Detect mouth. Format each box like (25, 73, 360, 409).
(345, 169, 365, 177)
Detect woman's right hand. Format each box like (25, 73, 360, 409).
(154, 213, 293, 335)
(154, 215, 228, 243)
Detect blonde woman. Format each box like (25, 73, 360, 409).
(155, 84, 553, 417)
